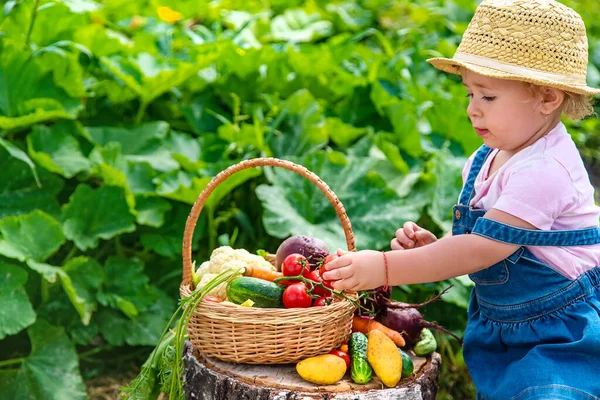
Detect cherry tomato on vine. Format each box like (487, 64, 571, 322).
(329, 349, 351, 369)
(282, 254, 309, 277)
(282, 283, 312, 308)
(304, 270, 329, 297)
(318, 254, 338, 291)
(312, 296, 334, 307)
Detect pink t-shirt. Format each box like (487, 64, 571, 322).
(461, 122, 600, 279)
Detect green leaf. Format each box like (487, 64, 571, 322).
(27, 260, 96, 325)
(154, 171, 211, 204)
(0, 40, 82, 130)
(97, 291, 175, 346)
(0, 138, 41, 187)
(98, 256, 160, 316)
(0, 210, 65, 262)
(0, 262, 36, 340)
(0, 145, 63, 219)
(0, 319, 87, 400)
(86, 122, 180, 172)
(325, 117, 368, 148)
(135, 196, 172, 227)
(100, 53, 202, 105)
(268, 89, 328, 158)
(27, 122, 90, 178)
(270, 10, 334, 43)
(257, 152, 420, 250)
(421, 148, 467, 232)
(61, 185, 136, 251)
(75, 24, 133, 57)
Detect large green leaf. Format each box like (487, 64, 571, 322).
(100, 53, 202, 105)
(61, 185, 136, 250)
(0, 40, 82, 130)
(135, 195, 172, 227)
(27, 260, 97, 325)
(0, 262, 36, 340)
(27, 122, 91, 178)
(97, 291, 175, 346)
(269, 10, 334, 43)
(0, 319, 86, 400)
(256, 152, 420, 251)
(86, 122, 180, 173)
(98, 256, 160, 318)
(0, 146, 63, 219)
(268, 89, 328, 158)
(0, 210, 65, 262)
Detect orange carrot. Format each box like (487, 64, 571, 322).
(244, 266, 283, 282)
(352, 315, 406, 347)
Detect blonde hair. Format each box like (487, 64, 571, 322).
(525, 83, 596, 121)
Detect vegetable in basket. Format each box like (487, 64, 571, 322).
(275, 235, 329, 271)
(193, 246, 278, 299)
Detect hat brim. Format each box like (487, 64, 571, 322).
(427, 57, 600, 96)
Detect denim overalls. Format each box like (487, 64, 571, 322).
(454, 145, 600, 400)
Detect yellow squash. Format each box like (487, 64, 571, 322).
(367, 329, 402, 387)
(296, 354, 347, 385)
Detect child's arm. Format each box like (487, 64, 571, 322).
(324, 209, 535, 290)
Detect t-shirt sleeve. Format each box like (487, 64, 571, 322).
(491, 156, 578, 230)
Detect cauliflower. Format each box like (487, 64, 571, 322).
(193, 246, 277, 299)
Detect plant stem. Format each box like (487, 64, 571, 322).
(135, 101, 147, 124)
(79, 344, 113, 359)
(41, 278, 49, 303)
(25, 0, 41, 46)
(0, 357, 25, 368)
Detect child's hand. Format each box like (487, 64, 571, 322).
(391, 222, 436, 250)
(321, 249, 385, 291)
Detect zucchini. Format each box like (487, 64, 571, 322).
(399, 349, 414, 378)
(349, 332, 372, 384)
(226, 277, 284, 308)
(413, 328, 437, 356)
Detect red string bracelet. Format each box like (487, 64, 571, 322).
(382, 251, 389, 290)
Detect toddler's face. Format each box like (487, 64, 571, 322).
(461, 70, 546, 152)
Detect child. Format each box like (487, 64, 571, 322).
(323, 0, 600, 398)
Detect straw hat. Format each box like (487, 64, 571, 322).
(427, 0, 600, 95)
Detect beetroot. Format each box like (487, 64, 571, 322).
(275, 235, 329, 271)
(369, 286, 463, 346)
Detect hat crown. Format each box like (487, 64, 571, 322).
(457, 0, 589, 78)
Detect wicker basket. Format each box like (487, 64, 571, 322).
(180, 158, 357, 364)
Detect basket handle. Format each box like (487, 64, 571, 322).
(181, 158, 356, 287)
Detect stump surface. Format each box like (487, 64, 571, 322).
(183, 341, 441, 399)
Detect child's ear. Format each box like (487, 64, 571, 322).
(539, 87, 565, 115)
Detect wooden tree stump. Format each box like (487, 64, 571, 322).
(183, 341, 441, 399)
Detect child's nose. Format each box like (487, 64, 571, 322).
(467, 99, 482, 119)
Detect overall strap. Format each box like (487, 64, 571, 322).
(458, 145, 493, 206)
(472, 218, 600, 246)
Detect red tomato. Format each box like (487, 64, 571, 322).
(304, 270, 329, 297)
(319, 254, 338, 278)
(329, 349, 351, 369)
(312, 296, 334, 307)
(318, 255, 337, 291)
(282, 283, 312, 308)
(282, 254, 309, 277)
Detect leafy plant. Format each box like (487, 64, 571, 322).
(0, 1, 597, 399)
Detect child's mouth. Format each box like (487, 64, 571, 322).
(474, 128, 489, 137)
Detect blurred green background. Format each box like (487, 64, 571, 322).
(0, 0, 597, 399)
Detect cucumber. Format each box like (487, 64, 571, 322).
(413, 328, 437, 356)
(226, 277, 284, 308)
(399, 349, 414, 378)
(349, 332, 372, 384)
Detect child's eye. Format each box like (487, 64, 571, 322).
(465, 93, 473, 98)
(482, 96, 496, 101)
